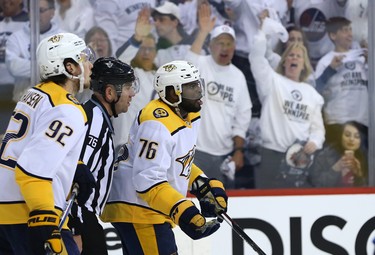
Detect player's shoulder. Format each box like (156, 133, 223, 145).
(35, 82, 88, 123)
(139, 99, 174, 126)
(139, 99, 200, 134)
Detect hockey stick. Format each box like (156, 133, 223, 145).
(45, 184, 79, 255)
(58, 184, 79, 231)
(219, 212, 266, 255)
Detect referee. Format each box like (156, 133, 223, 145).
(70, 57, 139, 254)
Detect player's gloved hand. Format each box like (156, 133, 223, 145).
(170, 200, 220, 240)
(27, 210, 63, 254)
(67, 203, 82, 236)
(114, 144, 129, 171)
(190, 176, 228, 218)
(73, 162, 96, 206)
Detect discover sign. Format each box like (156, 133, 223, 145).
(101, 188, 375, 255)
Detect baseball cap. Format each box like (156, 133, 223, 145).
(210, 25, 236, 41)
(152, 1, 181, 21)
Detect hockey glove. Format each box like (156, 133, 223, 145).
(190, 176, 228, 218)
(114, 144, 129, 171)
(73, 162, 96, 206)
(170, 200, 220, 240)
(27, 210, 63, 254)
(67, 203, 82, 235)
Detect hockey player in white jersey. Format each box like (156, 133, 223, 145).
(0, 33, 95, 254)
(101, 60, 228, 254)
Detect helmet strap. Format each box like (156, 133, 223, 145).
(77, 62, 85, 93)
(105, 90, 121, 118)
(110, 102, 118, 118)
(160, 86, 182, 108)
(62, 61, 85, 93)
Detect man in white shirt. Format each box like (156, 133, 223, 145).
(185, 4, 252, 188)
(6, 0, 64, 102)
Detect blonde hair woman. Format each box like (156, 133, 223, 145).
(249, 29, 325, 188)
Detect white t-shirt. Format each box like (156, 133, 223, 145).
(6, 22, 64, 102)
(0, 12, 28, 85)
(186, 51, 252, 155)
(250, 31, 325, 152)
(94, 0, 157, 52)
(54, 0, 94, 38)
(315, 50, 368, 126)
(224, 0, 288, 55)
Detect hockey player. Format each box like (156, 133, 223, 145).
(70, 57, 139, 254)
(0, 33, 95, 254)
(101, 60, 228, 254)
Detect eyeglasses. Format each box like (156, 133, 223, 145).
(139, 46, 156, 53)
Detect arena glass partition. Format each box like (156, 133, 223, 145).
(19, 1, 375, 191)
(19, 0, 375, 187)
(7, 1, 375, 254)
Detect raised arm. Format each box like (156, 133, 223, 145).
(190, 3, 216, 54)
(116, 7, 153, 63)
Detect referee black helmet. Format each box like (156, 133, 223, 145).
(90, 57, 138, 95)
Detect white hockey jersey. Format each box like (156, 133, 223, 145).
(101, 99, 204, 224)
(0, 82, 87, 224)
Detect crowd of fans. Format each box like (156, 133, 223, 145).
(0, 0, 369, 189)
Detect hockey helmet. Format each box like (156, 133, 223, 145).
(91, 57, 139, 95)
(153, 60, 202, 106)
(37, 33, 95, 92)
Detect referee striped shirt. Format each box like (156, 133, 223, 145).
(80, 95, 115, 216)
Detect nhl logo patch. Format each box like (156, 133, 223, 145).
(153, 108, 169, 118)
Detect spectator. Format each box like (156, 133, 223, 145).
(223, 0, 288, 118)
(315, 17, 368, 147)
(178, 0, 233, 36)
(116, 2, 200, 68)
(113, 33, 158, 149)
(310, 121, 367, 187)
(0, 0, 28, 88)
(93, 0, 158, 53)
(6, 0, 64, 102)
(85, 26, 112, 58)
(273, 25, 308, 63)
(249, 28, 325, 189)
(76, 26, 113, 103)
(70, 57, 139, 255)
(54, 0, 94, 38)
(151, 1, 191, 50)
(101, 60, 227, 254)
(0, 32, 94, 255)
(346, 0, 368, 49)
(0, 0, 28, 133)
(186, 4, 252, 188)
(270, 25, 316, 87)
(287, 0, 348, 67)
